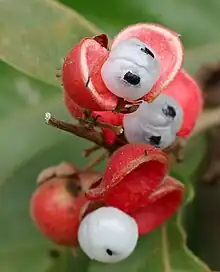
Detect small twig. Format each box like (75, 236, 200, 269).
(71, 247, 78, 258)
(203, 161, 220, 183)
(44, 112, 121, 153)
(193, 107, 220, 136)
(45, 112, 104, 146)
(84, 152, 108, 171)
(83, 144, 102, 157)
(77, 116, 124, 135)
(113, 99, 141, 114)
(164, 138, 186, 164)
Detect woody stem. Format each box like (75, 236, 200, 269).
(84, 152, 108, 171)
(77, 116, 124, 135)
(44, 112, 121, 153)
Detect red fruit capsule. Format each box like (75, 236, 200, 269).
(62, 36, 118, 111)
(162, 69, 203, 138)
(30, 171, 101, 247)
(62, 24, 183, 111)
(111, 23, 183, 102)
(86, 143, 169, 214)
(131, 176, 184, 235)
(64, 91, 84, 118)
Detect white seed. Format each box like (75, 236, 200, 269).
(78, 207, 138, 263)
(123, 94, 183, 149)
(101, 38, 160, 100)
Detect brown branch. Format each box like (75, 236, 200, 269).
(192, 107, 220, 136)
(113, 99, 141, 114)
(84, 152, 108, 171)
(45, 112, 121, 153)
(77, 116, 124, 135)
(83, 144, 101, 157)
(164, 138, 186, 164)
(45, 106, 220, 164)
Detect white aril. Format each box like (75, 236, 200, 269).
(101, 38, 160, 100)
(123, 94, 183, 149)
(78, 207, 138, 263)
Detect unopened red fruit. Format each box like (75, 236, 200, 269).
(30, 170, 102, 247)
(30, 177, 87, 246)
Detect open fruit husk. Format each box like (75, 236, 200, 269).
(131, 176, 184, 235)
(112, 23, 183, 102)
(162, 69, 203, 138)
(86, 143, 169, 213)
(62, 36, 118, 111)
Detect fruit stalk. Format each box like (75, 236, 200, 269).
(45, 112, 122, 153)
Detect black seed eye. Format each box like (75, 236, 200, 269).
(106, 249, 113, 256)
(140, 47, 154, 58)
(149, 136, 161, 146)
(162, 105, 176, 118)
(123, 71, 140, 85)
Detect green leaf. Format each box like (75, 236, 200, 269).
(0, 61, 66, 184)
(171, 134, 209, 182)
(60, 0, 220, 47)
(0, 61, 59, 118)
(0, 0, 101, 87)
(88, 220, 209, 272)
(47, 249, 89, 272)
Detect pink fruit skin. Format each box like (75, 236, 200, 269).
(131, 176, 184, 235)
(62, 38, 118, 111)
(162, 69, 203, 138)
(86, 143, 169, 214)
(64, 91, 84, 118)
(30, 178, 88, 246)
(111, 23, 183, 102)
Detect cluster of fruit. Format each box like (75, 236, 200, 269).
(63, 23, 202, 148)
(30, 23, 203, 264)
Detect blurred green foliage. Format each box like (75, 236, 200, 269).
(0, 0, 219, 271)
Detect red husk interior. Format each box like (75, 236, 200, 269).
(105, 159, 168, 213)
(89, 54, 119, 110)
(93, 34, 109, 49)
(86, 144, 168, 210)
(131, 176, 184, 235)
(62, 38, 118, 111)
(112, 23, 183, 102)
(163, 69, 203, 138)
